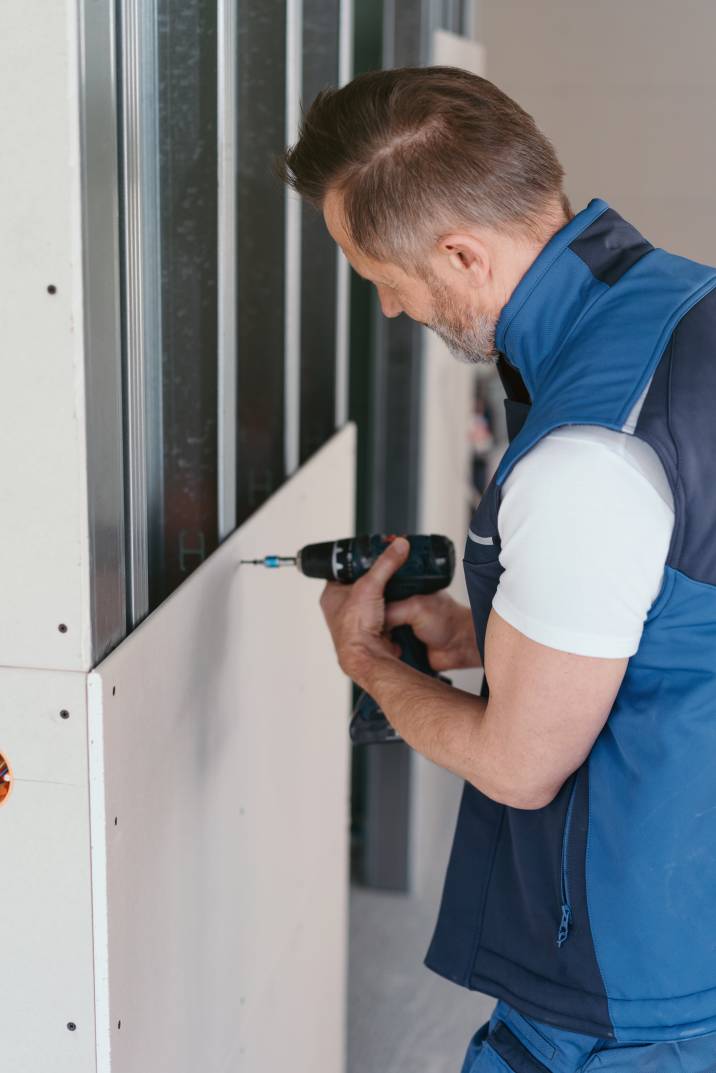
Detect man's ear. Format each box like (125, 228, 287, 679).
(437, 232, 490, 287)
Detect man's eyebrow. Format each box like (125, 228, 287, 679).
(348, 262, 394, 287)
(356, 269, 386, 286)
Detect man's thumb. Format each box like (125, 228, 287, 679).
(362, 535, 410, 593)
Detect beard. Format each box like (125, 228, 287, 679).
(424, 277, 499, 366)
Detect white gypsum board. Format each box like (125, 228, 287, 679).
(0, 667, 96, 1071)
(88, 425, 355, 1073)
(0, 0, 96, 671)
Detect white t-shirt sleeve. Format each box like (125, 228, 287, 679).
(492, 426, 675, 658)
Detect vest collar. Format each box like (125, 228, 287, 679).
(495, 198, 610, 396)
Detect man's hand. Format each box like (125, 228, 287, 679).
(384, 592, 482, 672)
(319, 536, 411, 689)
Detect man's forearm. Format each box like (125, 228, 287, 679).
(322, 538, 594, 810)
(363, 655, 489, 789)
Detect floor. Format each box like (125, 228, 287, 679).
(348, 882, 495, 1073)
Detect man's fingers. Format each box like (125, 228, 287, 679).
(359, 536, 410, 595)
(384, 595, 422, 630)
(319, 580, 343, 612)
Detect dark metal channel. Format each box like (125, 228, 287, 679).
(155, 0, 219, 605)
(357, 0, 429, 893)
(299, 0, 340, 464)
(236, 2, 287, 523)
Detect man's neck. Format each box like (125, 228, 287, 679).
(499, 214, 568, 314)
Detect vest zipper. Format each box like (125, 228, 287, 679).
(557, 775, 578, 948)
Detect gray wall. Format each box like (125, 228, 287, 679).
(481, 0, 716, 263)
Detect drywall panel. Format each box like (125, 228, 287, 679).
(0, 1, 93, 670)
(88, 426, 355, 1073)
(408, 29, 487, 899)
(0, 667, 96, 1071)
(413, 328, 484, 899)
(481, 0, 716, 263)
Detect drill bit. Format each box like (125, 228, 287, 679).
(239, 555, 296, 568)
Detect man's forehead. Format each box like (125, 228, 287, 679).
(322, 187, 350, 244)
(323, 188, 397, 282)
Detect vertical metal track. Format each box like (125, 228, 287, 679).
(382, 0, 396, 68)
(284, 0, 303, 476)
(363, 0, 430, 894)
(217, 0, 238, 539)
(334, 0, 353, 429)
(119, 0, 163, 625)
(78, 0, 127, 661)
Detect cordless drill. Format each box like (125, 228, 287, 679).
(240, 534, 455, 744)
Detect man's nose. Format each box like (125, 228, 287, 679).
(376, 286, 402, 318)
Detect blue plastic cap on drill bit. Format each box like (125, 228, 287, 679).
(264, 556, 280, 568)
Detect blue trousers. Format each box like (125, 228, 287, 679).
(461, 1001, 716, 1072)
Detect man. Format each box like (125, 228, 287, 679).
(282, 67, 716, 1071)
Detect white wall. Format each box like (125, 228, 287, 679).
(0, 666, 97, 1071)
(1, 428, 355, 1073)
(481, 0, 716, 263)
(88, 428, 355, 1073)
(0, 1, 93, 671)
(0, 5, 100, 1065)
(0, 6, 356, 1068)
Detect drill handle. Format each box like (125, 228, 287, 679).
(389, 624, 433, 675)
(349, 624, 451, 745)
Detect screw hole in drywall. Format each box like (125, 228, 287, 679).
(60, 709, 70, 720)
(47, 284, 57, 295)
(67, 1022, 76, 1032)
(118, 1021, 121, 1030)
(58, 623, 68, 633)
(0, 751, 12, 807)
(112, 685, 116, 696)
(114, 817, 118, 826)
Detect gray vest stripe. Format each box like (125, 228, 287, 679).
(468, 530, 495, 546)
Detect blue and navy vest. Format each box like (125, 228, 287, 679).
(425, 199, 716, 1043)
